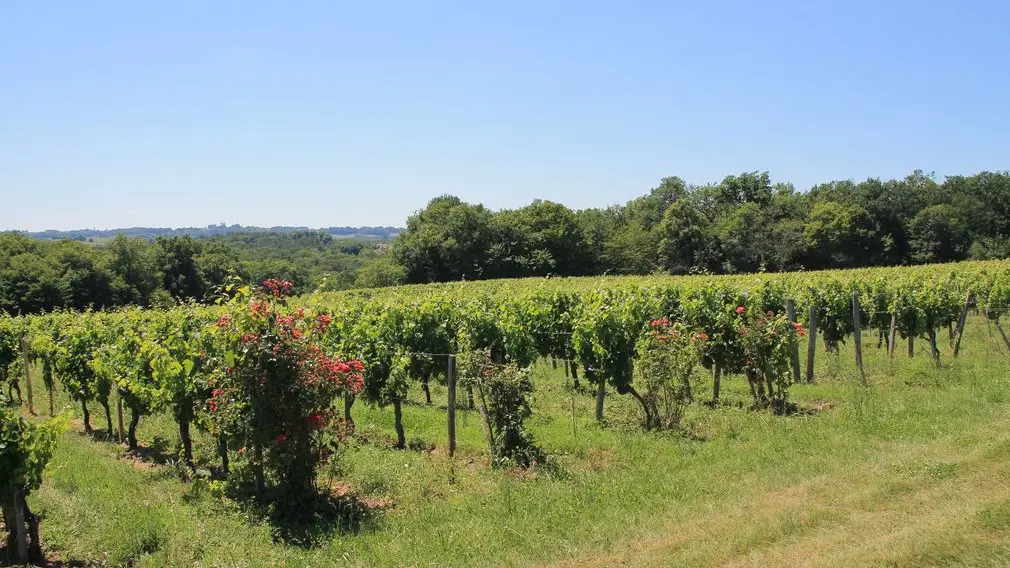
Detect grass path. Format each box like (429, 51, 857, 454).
(550, 414, 1010, 567)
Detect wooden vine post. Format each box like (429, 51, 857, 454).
(8, 490, 30, 564)
(21, 336, 34, 415)
(786, 299, 801, 384)
(888, 314, 898, 362)
(852, 293, 865, 385)
(447, 354, 457, 457)
(953, 291, 972, 357)
(805, 304, 818, 383)
(116, 391, 126, 445)
(997, 319, 1010, 354)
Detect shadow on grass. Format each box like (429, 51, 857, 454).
(215, 478, 385, 548)
(0, 547, 89, 567)
(81, 426, 116, 443)
(123, 436, 173, 464)
(700, 398, 833, 416)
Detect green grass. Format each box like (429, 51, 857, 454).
(13, 316, 1010, 567)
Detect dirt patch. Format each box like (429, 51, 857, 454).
(581, 447, 616, 473)
(327, 482, 395, 511)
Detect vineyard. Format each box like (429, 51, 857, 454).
(5, 260, 1010, 566)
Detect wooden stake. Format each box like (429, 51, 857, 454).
(852, 293, 865, 385)
(116, 392, 126, 445)
(953, 291, 972, 357)
(712, 363, 722, 403)
(806, 304, 818, 384)
(11, 492, 29, 564)
(888, 314, 898, 362)
(447, 354, 457, 457)
(908, 336, 914, 358)
(786, 299, 801, 384)
(996, 320, 1010, 354)
(21, 337, 34, 415)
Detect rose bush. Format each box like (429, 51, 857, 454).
(207, 279, 364, 507)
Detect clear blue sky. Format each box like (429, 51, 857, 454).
(2, 1, 1008, 231)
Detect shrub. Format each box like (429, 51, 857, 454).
(460, 349, 544, 468)
(739, 309, 803, 411)
(207, 279, 365, 509)
(634, 318, 706, 429)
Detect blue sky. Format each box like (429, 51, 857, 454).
(2, 1, 1008, 231)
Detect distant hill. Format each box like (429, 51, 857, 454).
(29, 224, 402, 241)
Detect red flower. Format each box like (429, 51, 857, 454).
(306, 413, 328, 429)
(696, 332, 709, 340)
(241, 333, 258, 344)
(736, 306, 746, 314)
(793, 322, 806, 337)
(262, 278, 294, 298)
(275, 433, 289, 444)
(291, 329, 302, 339)
(216, 314, 233, 328)
(250, 301, 269, 316)
(317, 314, 333, 331)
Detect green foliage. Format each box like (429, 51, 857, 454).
(206, 280, 365, 505)
(634, 320, 705, 429)
(460, 349, 544, 468)
(0, 400, 66, 498)
(739, 310, 801, 410)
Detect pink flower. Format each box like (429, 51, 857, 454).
(736, 306, 746, 314)
(275, 433, 289, 444)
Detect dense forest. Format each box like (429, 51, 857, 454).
(3, 169, 1009, 314)
(393, 170, 1010, 282)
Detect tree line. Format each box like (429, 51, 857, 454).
(392, 170, 1010, 283)
(0, 232, 402, 315)
(4, 169, 1009, 314)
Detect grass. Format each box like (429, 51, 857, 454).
(9, 315, 1010, 567)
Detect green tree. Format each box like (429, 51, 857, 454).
(106, 235, 161, 306)
(715, 203, 771, 273)
(493, 200, 591, 277)
(155, 236, 207, 301)
(393, 195, 496, 283)
(354, 256, 406, 288)
(908, 204, 970, 263)
(657, 200, 715, 274)
(802, 201, 882, 268)
(603, 220, 657, 275)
